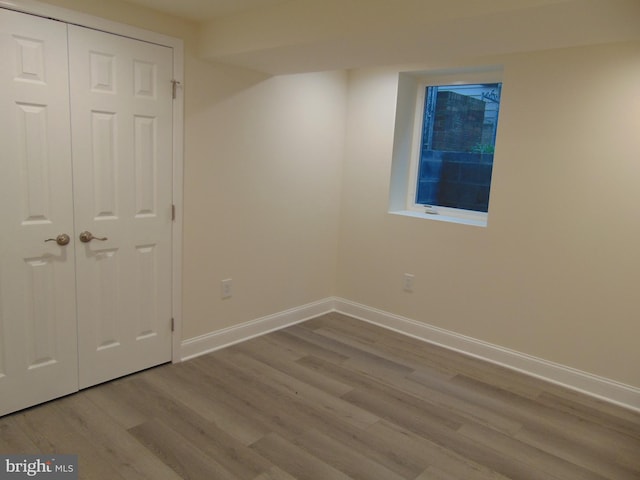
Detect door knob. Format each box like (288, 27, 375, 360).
(45, 233, 71, 246)
(79, 231, 108, 243)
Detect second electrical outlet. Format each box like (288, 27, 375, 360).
(221, 278, 233, 299)
(403, 273, 414, 292)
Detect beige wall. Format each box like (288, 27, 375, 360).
(34, 0, 197, 41)
(33, 0, 640, 389)
(338, 41, 640, 387)
(182, 68, 346, 338)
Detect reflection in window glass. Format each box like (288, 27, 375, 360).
(416, 83, 502, 212)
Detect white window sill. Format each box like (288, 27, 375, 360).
(389, 209, 487, 228)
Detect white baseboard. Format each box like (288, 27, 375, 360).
(180, 296, 640, 412)
(333, 297, 640, 413)
(180, 298, 334, 361)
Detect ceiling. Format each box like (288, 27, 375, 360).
(122, 0, 288, 21)
(120, 0, 640, 74)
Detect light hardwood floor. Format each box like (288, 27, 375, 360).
(1, 312, 639, 479)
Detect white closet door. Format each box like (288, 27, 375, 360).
(0, 9, 78, 416)
(67, 25, 174, 389)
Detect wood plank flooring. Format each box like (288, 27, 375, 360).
(1, 312, 639, 479)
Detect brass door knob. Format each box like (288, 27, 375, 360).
(79, 231, 108, 243)
(45, 234, 71, 246)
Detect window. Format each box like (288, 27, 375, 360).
(389, 68, 503, 227)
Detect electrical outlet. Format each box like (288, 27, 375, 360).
(403, 273, 414, 292)
(221, 278, 233, 299)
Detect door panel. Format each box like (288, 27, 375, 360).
(0, 9, 78, 416)
(67, 25, 173, 389)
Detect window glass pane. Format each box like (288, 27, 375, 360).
(416, 83, 501, 212)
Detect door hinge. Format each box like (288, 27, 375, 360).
(171, 317, 175, 332)
(171, 80, 181, 99)
(171, 204, 176, 221)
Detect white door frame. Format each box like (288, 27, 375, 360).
(0, 0, 184, 363)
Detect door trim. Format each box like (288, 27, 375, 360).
(1, 0, 185, 363)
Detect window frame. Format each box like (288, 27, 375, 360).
(390, 67, 503, 227)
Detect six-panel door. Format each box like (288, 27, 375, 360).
(68, 25, 174, 389)
(0, 9, 79, 416)
(0, 9, 174, 416)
